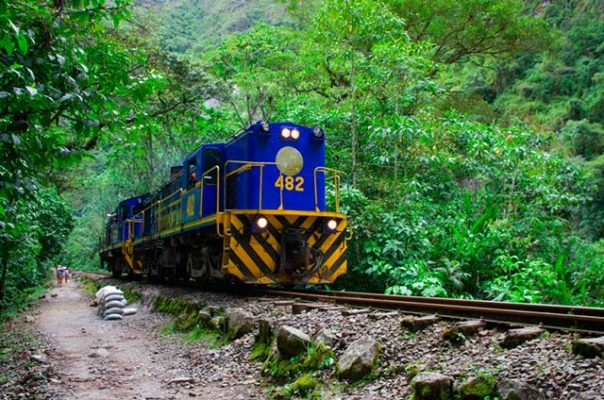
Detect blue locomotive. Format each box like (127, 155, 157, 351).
(100, 121, 349, 285)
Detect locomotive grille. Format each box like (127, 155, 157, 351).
(226, 174, 239, 209)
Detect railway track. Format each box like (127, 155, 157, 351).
(254, 288, 604, 334)
(83, 271, 604, 333)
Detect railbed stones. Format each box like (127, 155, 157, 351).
(411, 372, 454, 400)
(277, 325, 312, 357)
(336, 337, 380, 381)
(500, 326, 545, 348)
(572, 336, 604, 358)
(400, 315, 440, 332)
(497, 379, 545, 400)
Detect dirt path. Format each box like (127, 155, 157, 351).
(35, 278, 260, 400)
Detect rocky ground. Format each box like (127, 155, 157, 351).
(1, 274, 602, 399)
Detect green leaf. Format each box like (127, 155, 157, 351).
(17, 34, 28, 55)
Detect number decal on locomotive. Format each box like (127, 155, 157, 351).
(274, 175, 304, 192)
(186, 195, 195, 216)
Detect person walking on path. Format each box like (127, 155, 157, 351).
(55, 264, 66, 286)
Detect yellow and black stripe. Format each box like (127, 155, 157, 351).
(221, 211, 348, 284)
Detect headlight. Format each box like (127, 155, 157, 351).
(327, 219, 337, 230)
(313, 126, 323, 138)
(256, 217, 268, 229)
(260, 121, 270, 132)
(291, 128, 300, 140)
(281, 128, 291, 139)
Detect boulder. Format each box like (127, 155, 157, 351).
(336, 337, 380, 381)
(497, 379, 545, 400)
(458, 375, 497, 400)
(210, 316, 225, 331)
(225, 308, 255, 339)
(276, 325, 312, 357)
(400, 315, 439, 332)
(256, 319, 273, 344)
(411, 372, 454, 400)
(198, 310, 212, 326)
(572, 336, 604, 358)
(500, 327, 545, 348)
(314, 329, 337, 347)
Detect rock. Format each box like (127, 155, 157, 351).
(500, 327, 545, 348)
(498, 379, 545, 400)
(198, 310, 212, 326)
(30, 354, 48, 363)
(458, 375, 497, 400)
(255, 319, 273, 344)
(276, 325, 312, 357)
(225, 308, 255, 339)
(314, 329, 337, 347)
(210, 316, 225, 331)
(169, 377, 195, 384)
(572, 336, 604, 358)
(443, 320, 486, 343)
(400, 315, 439, 332)
(51, 293, 58, 298)
(24, 315, 35, 323)
(336, 337, 380, 381)
(411, 372, 454, 400)
(104, 314, 123, 321)
(88, 348, 110, 358)
(207, 305, 222, 314)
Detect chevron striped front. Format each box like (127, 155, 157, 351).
(221, 210, 348, 284)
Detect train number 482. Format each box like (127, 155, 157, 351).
(274, 175, 304, 192)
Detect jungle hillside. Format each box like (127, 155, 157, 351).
(1, 0, 603, 315)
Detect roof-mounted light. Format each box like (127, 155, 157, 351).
(291, 128, 300, 140)
(260, 121, 270, 132)
(281, 128, 291, 139)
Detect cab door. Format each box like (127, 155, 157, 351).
(200, 147, 222, 218)
(181, 153, 201, 224)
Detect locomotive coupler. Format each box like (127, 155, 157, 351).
(279, 228, 314, 276)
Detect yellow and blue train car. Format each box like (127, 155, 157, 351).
(99, 122, 349, 285)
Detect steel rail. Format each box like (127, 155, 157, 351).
(256, 289, 604, 333)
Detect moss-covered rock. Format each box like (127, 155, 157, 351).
(225, 308, 255, 340)
(288, 373, 318, 395)
(458, 375, 497, 400)
(411, 372, 453, 400)
(572, 336, 604, 358)
(276, 325, 312, 358)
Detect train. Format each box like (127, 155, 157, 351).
(99, 121, 349, 285)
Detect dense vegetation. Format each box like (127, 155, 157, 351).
(1, 0, 602, 313)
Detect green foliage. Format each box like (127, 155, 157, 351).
(0, 188, 73, 313)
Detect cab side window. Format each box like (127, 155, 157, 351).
(186, 161, 197, 189)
